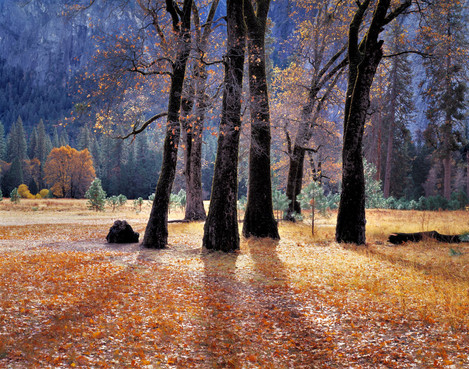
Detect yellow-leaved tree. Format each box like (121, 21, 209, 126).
(44, 146, 95, 198)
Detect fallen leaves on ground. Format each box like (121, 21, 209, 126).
(0, 214, 468, 368)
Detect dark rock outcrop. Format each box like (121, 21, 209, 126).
(106, 220, 139, 243)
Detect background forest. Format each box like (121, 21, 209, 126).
(0, 0, 467, 211)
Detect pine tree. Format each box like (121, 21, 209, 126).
(7, 116, 28, 162)
(378, 19, 415, 198)
(77, 126, 92, 151)
(52, 127, 60, 147)
(420, 0, 468, 199)
(10, 187, 20, 204)
(59, 128, 69, 147)
(28, 127, 38, 159)
(35, 119, 52, 164)
(2, 157, 23, 194)
(0, 121, 6, 161)
(85, 178, 107, 211)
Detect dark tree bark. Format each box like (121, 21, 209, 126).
(182, 0, 220, 221)
(242, 0, 279, 239)
(335, 0, 411, 245)
(143, 0, 193, 249)
(285, 145, 305, 219)
(388, 231, 461, 244)
(202, 0, 246, 252)
(284, 47, 347, 221)
(180, 89, 206, 221)
(383, 58, 398, 198)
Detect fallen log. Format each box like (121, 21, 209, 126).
(388, 231, 461, 245)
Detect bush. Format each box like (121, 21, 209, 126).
(133, 197, 144, 213)
(17, 184, 34, 199)
(450, 190, 467, 210)
(364, 160, 387, 208)
(298, 181, 330, 217)
(272, 190, 290, 221)
(107, 194, 127, 211)
(10, 188, 20, 203)
(169, 189, 186, 211)
(39, 189, 50, 198)
(237, 195, 247, 212)
(85, 178, 107, 211)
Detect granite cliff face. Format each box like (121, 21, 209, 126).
(0, 0, 97, 84)
(0, 0, 296, 130)
(0, 0, 139, 130)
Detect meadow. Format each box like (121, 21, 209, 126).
(0, 199, 468, 368)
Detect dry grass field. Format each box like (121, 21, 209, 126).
(0, 199, 468, 368)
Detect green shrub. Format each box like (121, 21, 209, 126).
(10, 188, 20, 203)
(107, 195, 127, 212)
(272, 190, 290, 221)
(133, 197, 144, 213)
(85, 178, 107, 211)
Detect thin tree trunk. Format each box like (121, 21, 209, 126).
(383, 40, 398, 198)
(183, 0, 219, 221)
(143, 0, 193, 249)
(284, 46, 347, 221)
(242, 0, 279, 239)
(443, 156, 452, 200)
(180, 92, 207, 221)
(466, 151, 469, 200)
(202, 0, 245, 252)
(285, 145, 304, 220)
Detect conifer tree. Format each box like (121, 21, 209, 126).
(85, 178, 107, 211)
(0, 121, 6, 161)
(77, 126, 92, 151)
(420, 0, 468, 199)
(59, 128, 69, 147)
(2, 157, 23, 194)
(35, 119, 52, 164)
(52, 127, 60, 147)
(28, 127, 38, 160)
(10, 187, 20, 204)
(7, 116, 28, 163)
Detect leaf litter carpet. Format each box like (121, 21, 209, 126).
(0, 221, 468, 368)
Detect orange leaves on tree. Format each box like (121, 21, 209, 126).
(44, 146, 95, 198)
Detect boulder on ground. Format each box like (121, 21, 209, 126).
(106, 220, 139, 243)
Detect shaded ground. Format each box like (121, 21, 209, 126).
(0, 204, 468, 368)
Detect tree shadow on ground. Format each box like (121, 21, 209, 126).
(195, 239, 338, 368)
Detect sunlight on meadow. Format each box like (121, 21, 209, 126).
(0, 200, 468, 367)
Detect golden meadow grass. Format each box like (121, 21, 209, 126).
(0, 200, 468, 367)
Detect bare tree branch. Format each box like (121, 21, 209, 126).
(116, 112, 168, 139)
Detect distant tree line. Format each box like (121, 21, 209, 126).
(0, 117, 162, 199)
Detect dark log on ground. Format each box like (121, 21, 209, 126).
(106, 220, 139, 243)
(388, 231, 461, 245)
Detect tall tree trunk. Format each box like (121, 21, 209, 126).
(466, 151, 469, 200)
(182, 0, 219, 221)
(443, 156, 452, 200)
(383, 59, 398, 198)
(143, 0, 193, 249)
(180, 91, 207, 220)
(202, 0, 245, 252)
(336, 0, 411, 245)
(242, 0, 279, 239)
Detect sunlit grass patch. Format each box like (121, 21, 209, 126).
(1, 201, 469, 367)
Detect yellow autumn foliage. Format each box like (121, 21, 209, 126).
(44, 146, 95, 198)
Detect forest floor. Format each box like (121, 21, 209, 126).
(0, 199, 468, 368)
